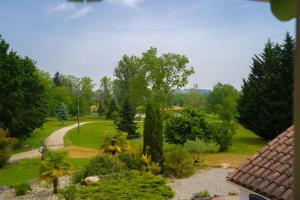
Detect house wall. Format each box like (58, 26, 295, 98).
(239, 187, 270, 200)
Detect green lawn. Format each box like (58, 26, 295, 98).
(0, 158, 91, 186)
(14, 115, 102, 153)
(64, 120, 144, 149)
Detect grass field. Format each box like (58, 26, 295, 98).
(63, 119, 267, 168)
(64, 120, 144, 149)
(0, 158, 91, 186)
(14, 115, 102, 153)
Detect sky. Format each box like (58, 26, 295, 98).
(0, 0, 295, 90)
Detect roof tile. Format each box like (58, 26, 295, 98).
(227, 126, 294, 200)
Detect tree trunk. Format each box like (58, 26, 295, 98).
(53, 178, 58, 194)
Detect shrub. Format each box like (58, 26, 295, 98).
(15, 183, 32, 196)
(163, 146, 195, 178)
(140, 154, 161, 175)
(0, 128, 12, 168)
(164, 108, 209, 145)
(101, 133, 130, 155)
(143, 102, 163, 164)
(84, 155, 126, 178)
(183, 139, 219, 154)
(77, 170, 174, 200)
(194, 190, 211, 198)
(208, 121, 235, 151)
(59, 185, 78, 200)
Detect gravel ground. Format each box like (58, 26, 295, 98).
(168, 168, 239, 200)
(0, 176, 70, 200)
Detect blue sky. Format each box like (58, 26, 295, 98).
(0, 0, 295, 89)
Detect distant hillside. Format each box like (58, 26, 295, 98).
(173, 88, 211, 96)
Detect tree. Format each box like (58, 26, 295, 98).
(143, 102, 163, 164)
(106, 98, 117, 119)
(80, 76, 94, 114)
(39, 151, 71, 194)
(185, 89, 206, 110)
(0, 128, 12, 168)
(117, 98, 139, 139)
(56, 104, 69, 125)
(130, 47, 194, 106)
(99, 76, 112, 115)
(238, 33, 295, 139)
(53, 72, 62, 87)
(207, 83, 239, 122)
(113, 55, 139, 105)
(0, 36, 48, 138)
(164, 108, 209, 145)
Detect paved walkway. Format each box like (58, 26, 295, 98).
(9, 122, 92, 162)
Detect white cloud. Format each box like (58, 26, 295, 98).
(108, 0, 144, 8)
(69, 7, 95, 19)
(46, 2, 75, 14)
(46, 1, 94, 19)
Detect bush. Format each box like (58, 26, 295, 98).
(183, 139, 219, 154)
(73, 155, 127, 184)
(194, 190, 211, 198)
(77, 170, 174, 200)
(163, 146, 195, 178)
(101, 133, 129, 155)
(208, 121, 235, 151)
(15, 183, 32, 196)
(164, 108, 209, 145)
(118, 147, 161, 175)
(59, 185, 78, 200)
(0, 128, 12, 168)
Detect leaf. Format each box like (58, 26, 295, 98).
(270, 0, 296, 21)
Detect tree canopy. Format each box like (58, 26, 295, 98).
(238, 33, 295, 139)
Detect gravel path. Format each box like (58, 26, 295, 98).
(168, 168, 239, 200)
(9, 122, 92, 162)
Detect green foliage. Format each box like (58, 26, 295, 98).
(238, 33, 294, 139)
(106, 98, 118, 119)
(194, 190, 210, 198)
(0, 36, 48, 138)
(0, 129, 12, 168)
(164, 108, 209, 145)
(101, 132, 129, 155)
(207, 83, 239, 122)
(73, 155, 127, 184)
(208, 121, 235, 152)
(58, 184, 77, 200)
(77, 170, 174, 200)
(14, 183, 32, 196)
(183, 139, 219, 154)
(143, 102, 163, 164)
(39, 151, 71, 194)
(56, 103, 69, 125)
(117, 98, 139, 139)
(163, 146, 195, 178)
(129, 47, 194, 106)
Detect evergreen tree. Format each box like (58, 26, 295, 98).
(53, 72, 62, 87)
(106, 98, 117, 119)
(143, 102, 163, 164)
(56, 104, 68, 125)
(238, 33, 295, 139)
(117, 98, 139, 139)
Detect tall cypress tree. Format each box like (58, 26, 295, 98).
(143, 102, 163, 164)
(238, 33, 295, 139)
(117, 98, 139, 139)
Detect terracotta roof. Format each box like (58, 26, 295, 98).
(227, 126, 294, 200)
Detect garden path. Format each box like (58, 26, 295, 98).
(9, 122, 92, 162)
(169, 168, 239, 200)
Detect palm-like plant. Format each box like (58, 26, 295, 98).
(39, 151, 71, 194)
